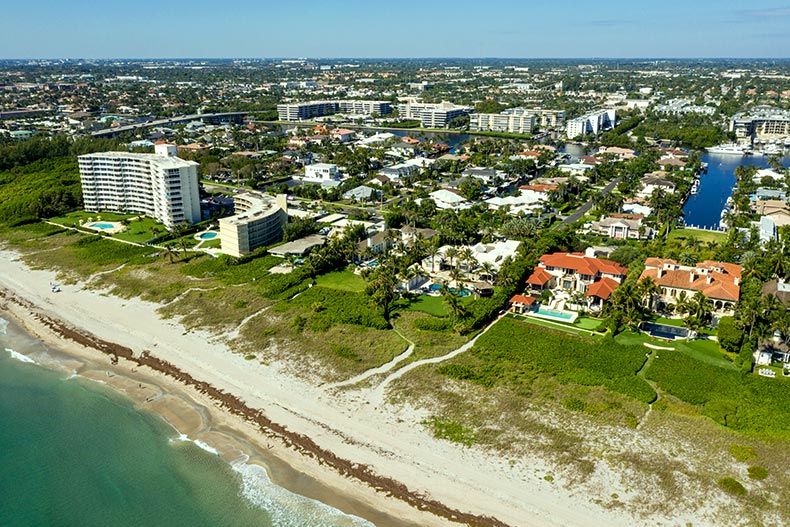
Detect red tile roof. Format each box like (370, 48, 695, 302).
(520, 184, 558, 193)
(539, 252, 627, 277)
(526, 267, 554, 285)
(586, 277, 620, 300)
(509, 294, 536, 305)
(639, 259, 742, 302)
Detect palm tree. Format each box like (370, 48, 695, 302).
(679, 251, 697, 266)
(478, 261, 496, 282)
(637, 277, 661, 311)
(458, 247, 476, 275)
(441, 284, 468, 329)
(689, 292, 713, 324)
(443, 247, 459, 270)
(427, 244, 440, 273)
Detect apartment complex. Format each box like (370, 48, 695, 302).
(505, 107, 566, 127)
(277, 100, 392, 121)
(730, 106, 790, 140)
(397, 99, 471, 128)
(470, 111, 536, 134)
(565, 109, 616, 138)
(219, 192, 288, 258)
(78, 144, 200, 230)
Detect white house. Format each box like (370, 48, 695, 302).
(428, 189, 471, 210)
(303, 163, 341, 183)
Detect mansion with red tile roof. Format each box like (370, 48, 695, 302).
(639, 258, 742, 315)
(525, 252, 627, 310)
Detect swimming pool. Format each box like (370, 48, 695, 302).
(198, 232, 218, 240)
(640, 322, 689, 340)
(532, 307, 579, 324)
(89, 222, 116, 230)
(427, 283, 469, 296)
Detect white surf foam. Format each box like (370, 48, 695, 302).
(171, 434, 220, 456)
(5, 347, 36, 364)
(0, 317, 9, 336)
(231, 461, 376, 527)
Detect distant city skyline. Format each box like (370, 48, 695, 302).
(3, 0, 789, 59)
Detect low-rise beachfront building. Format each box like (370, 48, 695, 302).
(639, 258, 742, 315)
(219, 192, 288, 258)
(78, 143, 200, 230)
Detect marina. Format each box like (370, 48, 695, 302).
(683, 152, 790, 230)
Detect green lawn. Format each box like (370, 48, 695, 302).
(315, 270, 367, 292)
(575, 316, 603, 330)
(615, 331, 735, 369)
(407, 295, 448, 317)
(49, 210, 166, 243)
(668, 228, 727, 245)
(509, 314, 600, 337)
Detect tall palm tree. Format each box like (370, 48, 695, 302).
(478, 261, 496, 282)
(443, 247, 459, 270)
(427, 244, 441, 273)
(637, 277, 661, 311)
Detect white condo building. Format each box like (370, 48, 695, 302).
(397, 99, 471, 128)
(566, 109, 616, 138)
(470, 112, 536, 134)
(219, 192, 288, 258)
(78, 144, 200, 230)
(277, 100, 392, 121)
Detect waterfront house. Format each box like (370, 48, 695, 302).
(639, 258, 742, 315)
(525, 252, 627, 310)
(638, 172, 676, 197)
(509, 294, 536, 314)
(588, 214, 653, 240)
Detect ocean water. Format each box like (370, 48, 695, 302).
(0, 316, 374, 527)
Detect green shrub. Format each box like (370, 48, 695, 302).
(440, 318, 656, 403)
(413, 317, 452, 331)
(425, 417, 476, 446)
(717, 477, 747, 496)
(717, 316, 743, 354)
(728, 444, 757, 462)
(646, 352, 790, 437)
(747, 466, 768, 480)
(331, 344, 360, 362)
(563, 398, 587, 411)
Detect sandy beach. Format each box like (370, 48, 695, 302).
(0, 247, 640, 527)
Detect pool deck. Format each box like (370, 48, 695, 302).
(84, 221, 126, 235)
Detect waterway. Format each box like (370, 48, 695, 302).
(682, 153, 790, 229)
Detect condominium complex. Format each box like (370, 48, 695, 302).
(471, 107, 566, 133)
(565, 109, 616, 138)
(219, 192, 288, 257)
(397, 99, 471, 128)
(470, 111, 536, 134)
(507, 108, 566, 127)
(277, 100, 393, 121)
(730, 106, 790, 140)
(78, 144, 200, 230)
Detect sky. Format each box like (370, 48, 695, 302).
(2, 0, 789, 59)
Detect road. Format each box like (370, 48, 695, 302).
(553, 177, 621, 230)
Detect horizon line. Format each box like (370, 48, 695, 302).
(3, 56, 790, 62)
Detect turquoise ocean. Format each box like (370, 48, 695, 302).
(0, 315, 375, 527)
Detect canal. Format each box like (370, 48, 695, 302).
(682, 153, 789, 229)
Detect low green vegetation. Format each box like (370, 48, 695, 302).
(748, 466, 769, 481)
(717, 477, 748, 496)
(439, 318, 656, 403)
(314, 269, 366, 292)
(645, 350, 790, 437)
(667, 228, 727, 245)
(425, 416, 476, 446)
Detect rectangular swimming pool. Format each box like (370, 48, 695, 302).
(531, 307, 579, 324)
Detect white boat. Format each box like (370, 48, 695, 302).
(706, 143, 748, 155)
